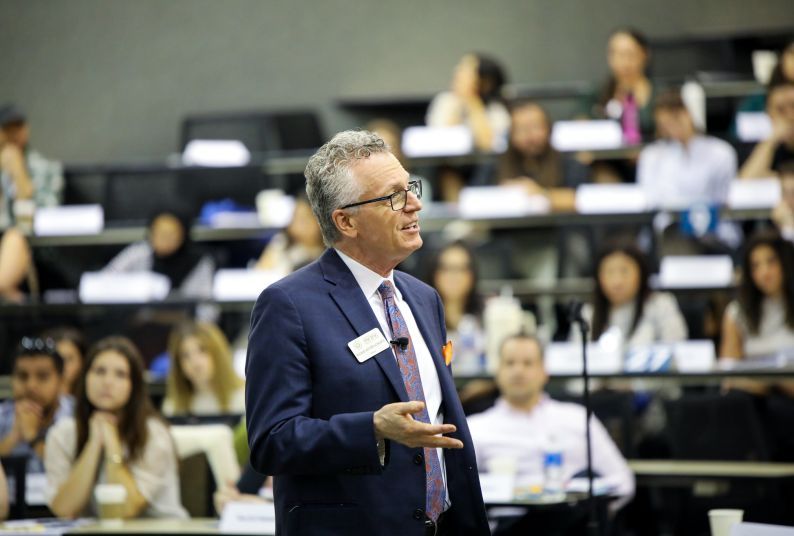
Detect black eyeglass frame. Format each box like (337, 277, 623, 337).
(340, 180, 422, 211)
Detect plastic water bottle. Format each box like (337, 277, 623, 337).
(543, 435, 566, 501)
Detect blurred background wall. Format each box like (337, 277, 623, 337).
(1, 0, 792, 162)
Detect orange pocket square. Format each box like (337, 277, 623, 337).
(442, 341, 453, 366)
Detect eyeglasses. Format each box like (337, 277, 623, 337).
(340, 180, 422, 211)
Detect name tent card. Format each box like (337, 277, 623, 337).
(219, 501, 277, 534)
(34, 204, 104, 236)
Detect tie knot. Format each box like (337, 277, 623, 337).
(377, 280, 395, 301)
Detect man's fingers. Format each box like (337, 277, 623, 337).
(407, 435, 464, 450)
(411, 422, 456, 436)
(393, 401, 425, 415)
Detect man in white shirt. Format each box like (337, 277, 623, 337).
(467, 333, 635, 510)
(637, 90, 737, 210)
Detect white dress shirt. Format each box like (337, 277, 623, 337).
(336, 250, 449, 505)
(467, 396, 635, 509)
(637, 135, 737, 210)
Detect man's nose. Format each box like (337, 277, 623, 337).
(405, 191, 422, 212)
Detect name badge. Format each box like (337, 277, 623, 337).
(348, 328, 390, 363)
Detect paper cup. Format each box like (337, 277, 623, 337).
(94, 483, 127, 526)
(708, 509, 743, 536)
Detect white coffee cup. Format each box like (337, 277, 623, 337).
(708, 508, 743, 536)
(94, 483, 127, 526)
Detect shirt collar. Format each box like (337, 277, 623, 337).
(495, 393, 550, 416)
(335, 249, 398, 301)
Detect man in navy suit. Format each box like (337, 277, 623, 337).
(246, 130, 489, 535)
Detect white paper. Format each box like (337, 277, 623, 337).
(401, 126, 474, 157)
(79, 272, 171, 303)
(219, 501, 276, 534)
(732, 522, 794, 536)
(33, 204, 104, 236)
(551, 120, 623, 151)
(182, 139, 251, 167)
(736, 112, 773, 142)
(674, 340, 717, 373)
(727, 178, 781, 209)
(544, 342, 623, 375)
(659, 255, 733, 288)
(575, 184, 648, 214)
(458, 186, 550, 219)
(212, 269, 284, 301)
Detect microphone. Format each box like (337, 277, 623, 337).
(567, 299, 589, 330)
(390, 337, 409, 350)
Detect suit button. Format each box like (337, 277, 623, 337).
(414, 453, 424, 465)
(413, 508, 425, 520)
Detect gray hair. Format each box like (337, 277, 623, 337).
(304, 129, 389, 246)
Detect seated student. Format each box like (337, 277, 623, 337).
(0, 227, 32, 302)
(740, 80, 794, 178)
(578, 243, 687, 347)
(772, 164, 794, 240)
(426, 52, 510, 152)
(638, 89, 737, 210)
(103, 208, 215, 299)
(427, 241, 485, 367)
(498, 100, 590, 212)
(467, 333, 635, 509)
(721, 231, 794, 360)
(720, 231, 794, 461)
(162, 321, 245, 417)
(41, 327, 87, 397)
(255, 195, 324, 274)
(45, 337, 188, 519)
(731, 39, 794, 135)
(0, 337, 73, 473)
(0, 104, 63, 228)
(427, 53, 510, 201)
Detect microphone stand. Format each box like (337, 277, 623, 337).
(569, 301, 599, 536)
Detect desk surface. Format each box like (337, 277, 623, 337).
(69, 518, 268, 535)
(628, 460, 794, 478)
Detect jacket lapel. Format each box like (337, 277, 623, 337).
(321, 250, 409, 403)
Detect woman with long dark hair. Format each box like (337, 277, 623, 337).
(582, 243, 687, 346)
(721, 231, 794, 358)
(45, 337, 187, 519)
(427, 241, 486, 373)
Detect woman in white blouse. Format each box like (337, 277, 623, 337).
(582, 243, 688, 347)
(721, 231, 794, 360)
(45, 337, 187, 519)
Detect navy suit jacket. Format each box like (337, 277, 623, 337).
(246, 249, 489, 535)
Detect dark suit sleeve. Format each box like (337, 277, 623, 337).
(245, 285, 382, 476)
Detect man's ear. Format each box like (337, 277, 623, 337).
(331, 208, 358, 240)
